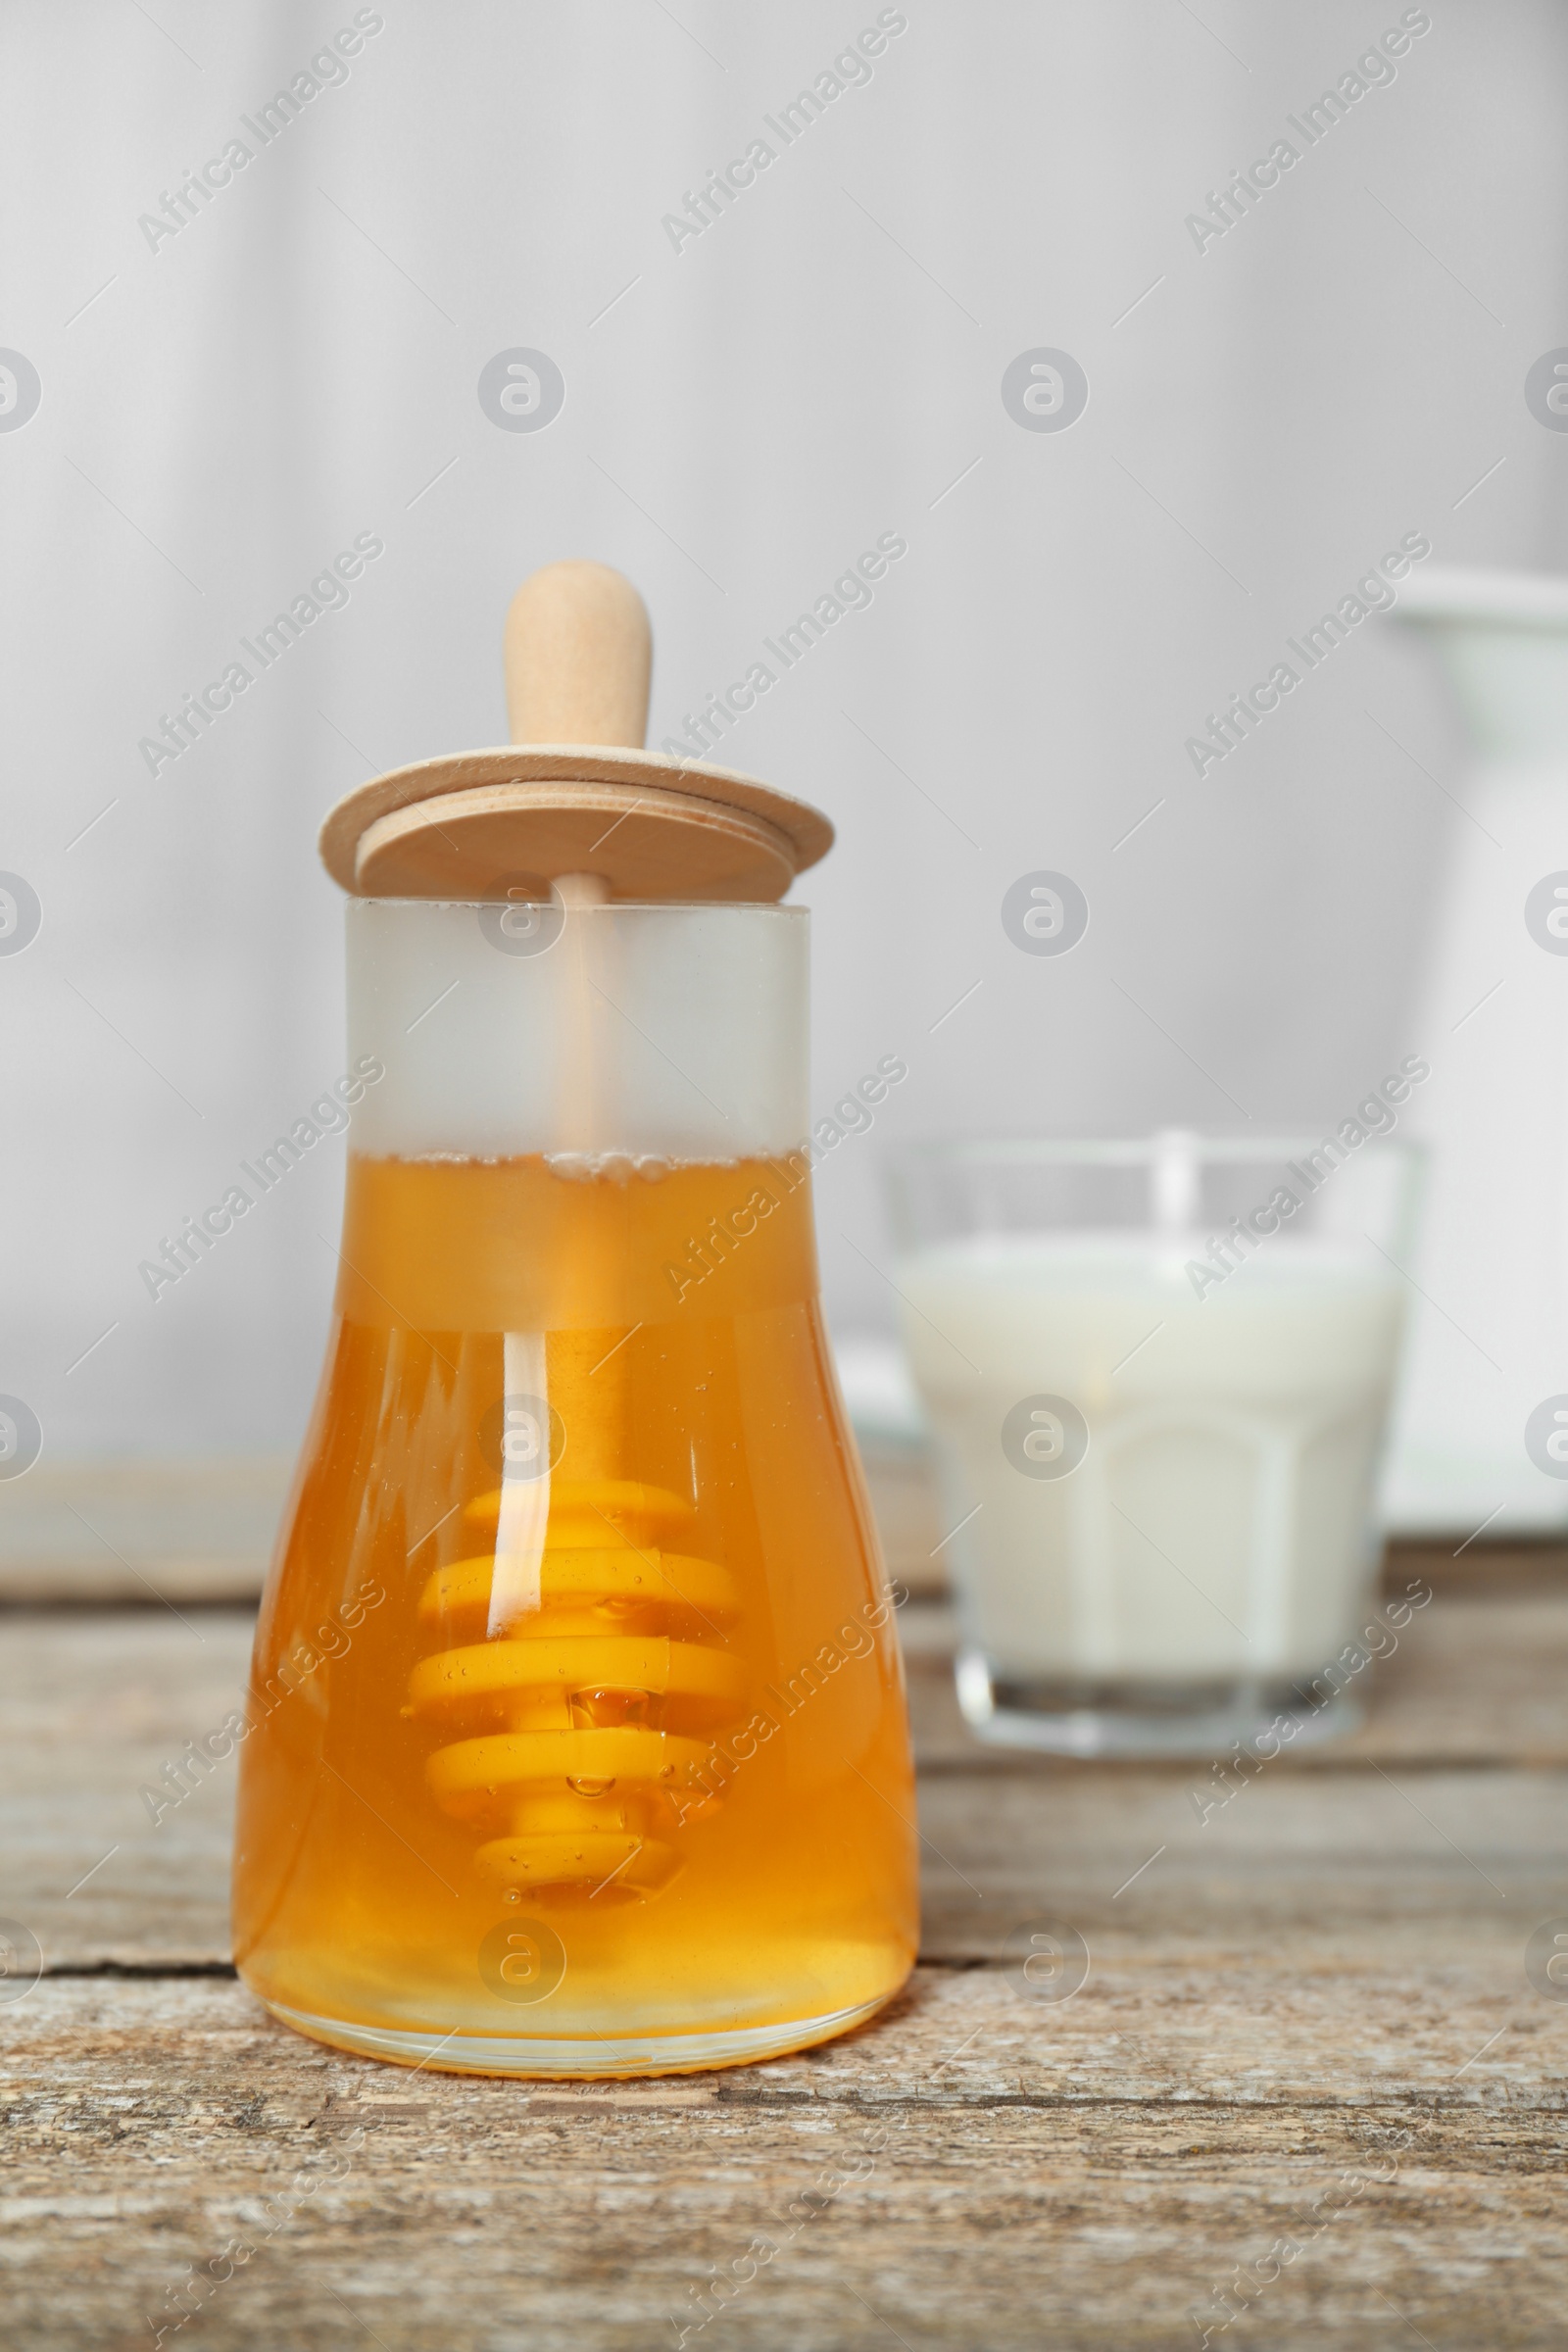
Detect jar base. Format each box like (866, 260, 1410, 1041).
(263, 1988, 901, 2080)
(956, 1649, 1365, 1758)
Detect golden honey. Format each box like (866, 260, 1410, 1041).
(232, 1151, 918, 2074)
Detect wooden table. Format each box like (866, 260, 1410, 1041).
(5, 1448, 1567, 2350)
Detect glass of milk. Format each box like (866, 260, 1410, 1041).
(887, 1133, 1421, 1755)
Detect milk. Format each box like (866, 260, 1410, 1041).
(897, 1234, 1404, 1700)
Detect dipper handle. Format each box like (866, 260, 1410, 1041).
(504, 561, 652, 750)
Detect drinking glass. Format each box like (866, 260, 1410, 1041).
(886, 1131, 1422, 1756)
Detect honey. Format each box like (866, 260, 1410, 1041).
(232, 1151, 918, 2073)
(239, 560, 918, 2074)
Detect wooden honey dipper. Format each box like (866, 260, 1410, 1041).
(318, 563, 834, 1903)
(318, 558, 832, 904)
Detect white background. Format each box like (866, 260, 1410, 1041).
(3, 0, 1566, 1461)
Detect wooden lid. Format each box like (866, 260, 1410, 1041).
(318, 561, 832, 902)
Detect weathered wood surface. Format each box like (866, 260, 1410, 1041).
(0, 1454, 291, 1605)
(0, 1444, 949, 1604)
(6, 1573, 1568, 1971)
(4, 1451, 1568, 2346)
(4, 1969, 1566, 2352)
(3, 1442, 1558, 1610)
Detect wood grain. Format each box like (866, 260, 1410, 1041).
(5, 1484, 1568, 2345)
(4, 1446, 1536, 1610)
(3, 1972, 1565, 2351)
(6, 1583, 1568, 1969)
(504, 560, 652, 751)
(0, 1440, 929, 1607)
(904, 1585, 1568, 1767)
(317, 557, 833, 903)
(0, 1454, 290, 1605)
(352, 775, 798, 903)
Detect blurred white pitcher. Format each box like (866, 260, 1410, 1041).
(1385, 569, 1568, 1534)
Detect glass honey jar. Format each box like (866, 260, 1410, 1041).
(231, 564, 918, 2074)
